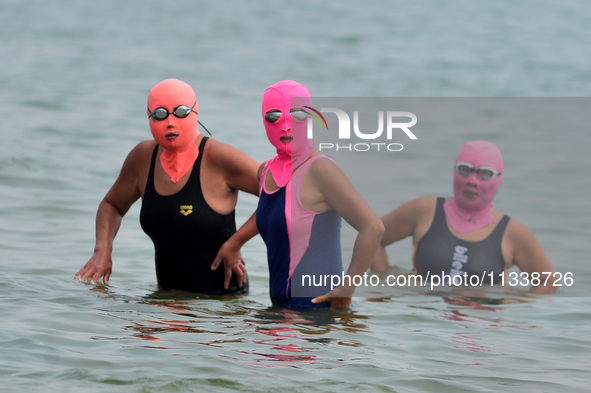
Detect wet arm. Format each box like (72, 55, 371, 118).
(75, 144, 144, 284)
(371, 198, 427, 272)
(310, 159, 385, 306)
(509, 220, 557, 294)
(213, 141, 260, 196)
(209, 147, 262, 287)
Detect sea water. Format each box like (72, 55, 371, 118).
(1, 1, 590, 392)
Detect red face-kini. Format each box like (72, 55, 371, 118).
(444, 141, 504, 233)
(262, 80, 314, 187)
(147, 79, 200, 183)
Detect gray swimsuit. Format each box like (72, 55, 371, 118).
(414, 197, 510, 284)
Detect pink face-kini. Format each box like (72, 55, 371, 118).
(262, 81, 320, 281)
(148, 79, 200, 183)
(444, 141, 504, 233)
(262, 80, 314, 187)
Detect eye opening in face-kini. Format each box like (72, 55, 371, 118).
(455, 162, 501, 180)
(148, 102, 198, 121)
(265, 108, 309, 123)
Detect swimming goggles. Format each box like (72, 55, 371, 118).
(265, 109, 309, 123)
(147, 102, 211, 135)
(455, 162, 501, 180)
(148, 102, 197, 121)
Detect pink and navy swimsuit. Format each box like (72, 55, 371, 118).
(256, 155, 343, 308)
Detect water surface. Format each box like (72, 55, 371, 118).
(1, 1, 590, 392)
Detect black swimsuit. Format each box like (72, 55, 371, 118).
(414, 197, 510, 284)
(140, 137, 248, 294)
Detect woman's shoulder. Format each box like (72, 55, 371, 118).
(504, 216, 532, 240)
(410, 196, 439, 213)
(133, 139, 158, 152)
(125, 140, 158, 164)
(307, 154, 339, 172)
(389, 197, 438, 226)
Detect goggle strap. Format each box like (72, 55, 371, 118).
(198, 120, 212, 136)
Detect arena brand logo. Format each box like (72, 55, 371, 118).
(180, 205, 193, 216)
(307, 109, 417, 152)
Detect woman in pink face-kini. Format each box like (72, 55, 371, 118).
(75, 79, 260, 293)
(255, 80, 384, 308)
(371, 141, 556, 294)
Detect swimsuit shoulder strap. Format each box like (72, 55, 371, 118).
(488, 214, 511, 241)
(144, 144, 160, 196)
(432, 197, 448, 231)
(259, 158, 274, 195)
(198, 136, 208, 153)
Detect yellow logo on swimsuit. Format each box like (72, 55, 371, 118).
(180, 205, 193, 216)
